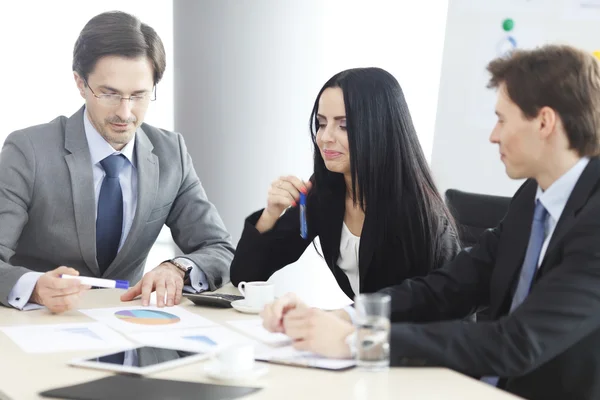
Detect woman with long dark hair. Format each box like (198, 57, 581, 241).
(230, 67, 459, 299)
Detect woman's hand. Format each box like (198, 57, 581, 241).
(255, 176, 311, 233)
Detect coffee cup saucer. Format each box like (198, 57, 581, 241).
(204, 360, 269, 381)
(231, 299, 263, 314)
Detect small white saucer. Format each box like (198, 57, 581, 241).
(231, 299, 262, 314)
(204, 360, 268, 381)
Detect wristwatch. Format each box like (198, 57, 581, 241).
(164, 258, 192, 282)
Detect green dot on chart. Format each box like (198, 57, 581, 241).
(502, 18, 514, 32)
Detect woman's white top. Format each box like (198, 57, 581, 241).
(336, 222, 361, 296)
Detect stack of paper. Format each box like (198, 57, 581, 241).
(226, 319, 291, 347)
(256, 344, 355, 370)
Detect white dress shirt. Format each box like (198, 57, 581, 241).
(8, 109, 207, 310)
(536, 157, 590, 266)
(337, 222, 361, 296)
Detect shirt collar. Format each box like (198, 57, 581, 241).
(535, 157, 590, 221)
(83, 107, 136, 166)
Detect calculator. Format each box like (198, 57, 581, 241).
(183, 293, 244, 308)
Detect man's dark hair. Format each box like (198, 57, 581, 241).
(487, 44, 600, 156)
(73, 11, 166, 85)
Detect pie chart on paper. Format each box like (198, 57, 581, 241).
(114, 309, 180, 325)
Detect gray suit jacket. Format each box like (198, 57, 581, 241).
(0, 107, 234, 306)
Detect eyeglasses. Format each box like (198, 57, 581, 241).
(83, 79, 156, 108)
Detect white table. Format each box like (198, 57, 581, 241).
(0, 286, 523, 400)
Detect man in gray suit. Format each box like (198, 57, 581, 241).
(0, 11, 234, 313)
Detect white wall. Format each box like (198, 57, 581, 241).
(0, 1, 174, 138)
(0, 1, 176, 271)
(431, 0, 600, 197)
(174, 0, 449, 244)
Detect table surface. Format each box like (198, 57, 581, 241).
(0, 285, 523, 400)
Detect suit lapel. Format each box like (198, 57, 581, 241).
(64, 107, 101, 276)
(538, 157, 600, 273)
(105, 126, 158, 276)
(490, 180, 537, 317)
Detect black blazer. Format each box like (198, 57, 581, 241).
(381, 157, 600, 400)
(230, 185, 459, 299)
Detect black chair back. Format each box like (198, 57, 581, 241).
(445, 189, 512, 321)
(445, 189, 511, 248)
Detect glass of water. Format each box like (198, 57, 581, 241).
(354, 293, 391, 371)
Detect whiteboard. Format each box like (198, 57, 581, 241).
(431, 0, 600, 197)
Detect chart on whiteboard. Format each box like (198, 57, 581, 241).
(564, 0, 600, 20)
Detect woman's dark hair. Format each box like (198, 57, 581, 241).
(309, 67, 457, 275)
(73, 11, 166, 85)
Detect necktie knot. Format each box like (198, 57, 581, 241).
(100, 154, 126, 178)
(533, 199, 548, 222)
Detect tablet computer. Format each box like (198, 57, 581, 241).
(69, 346, 208, 375)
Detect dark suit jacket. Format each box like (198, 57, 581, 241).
(381, 157, 600, 400)
(230, 185, 459, 299)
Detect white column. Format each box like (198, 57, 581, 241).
(174, 1, 324, 243)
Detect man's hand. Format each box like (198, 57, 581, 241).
(330, 308, 353, 323)
(260, 292, 305, 333)
(283, 305, 355, 359)
(120, 262, 184, 307)
(30, 266, 91, 314)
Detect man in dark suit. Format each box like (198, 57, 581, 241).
(261, 44, 600, 400)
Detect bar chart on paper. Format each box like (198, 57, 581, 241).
(127, 326, 257, 353)
(0, 322, 131, 353)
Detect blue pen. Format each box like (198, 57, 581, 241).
(60, 275, 129, 289)
(299, 192, 308, 239)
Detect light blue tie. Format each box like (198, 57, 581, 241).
(482, 200, 548, 386)
(96, 154, 126, 274)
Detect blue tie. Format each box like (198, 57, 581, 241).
(96, 154, 126, 274)
(482, 200, 548, 386)
(509, 200, 548, 312)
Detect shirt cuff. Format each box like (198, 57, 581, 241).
(343, 305, 357, 325)
(8, 272, 45, 311)
(175, 257, 208, 293)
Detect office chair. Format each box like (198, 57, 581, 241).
(445, 189, 511, 248)
(445, 189, 512, 322)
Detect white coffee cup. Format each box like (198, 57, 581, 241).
(237, 281, 275, 310)
(215, 343, 255, 376)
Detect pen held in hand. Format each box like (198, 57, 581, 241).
(299, 192, 307, 239)
(60, 275, 129, 290)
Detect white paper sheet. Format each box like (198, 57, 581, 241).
(256, 345, 355, 370)
(267, 238, 353, 310)
(79, 305, 216, 333)
(226, 319, 291, 347)
(0, 322, 132, 353)
(127, 325, 259, 353)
